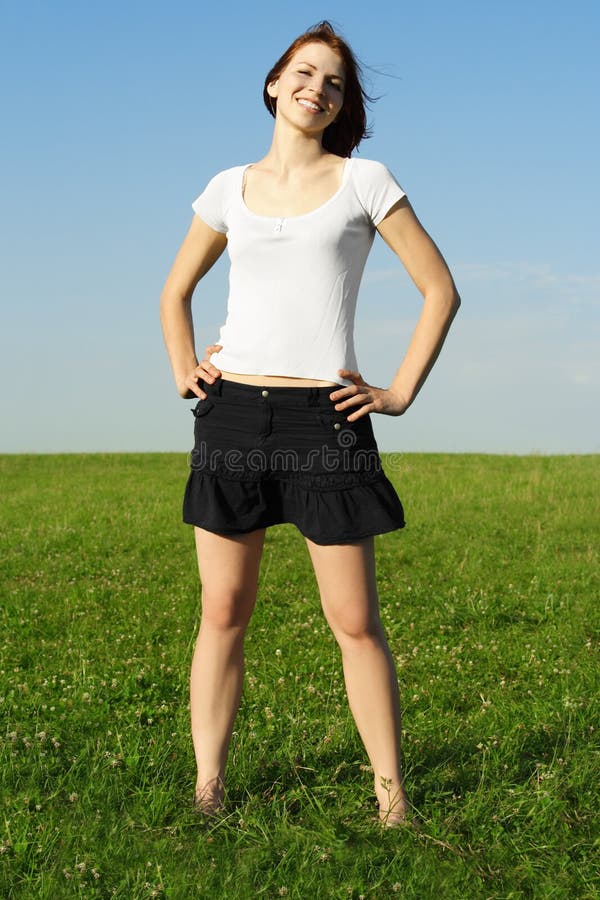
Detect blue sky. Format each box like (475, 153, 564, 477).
(1, 0, 598, 453)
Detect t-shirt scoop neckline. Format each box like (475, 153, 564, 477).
(238, 158, 353, 222)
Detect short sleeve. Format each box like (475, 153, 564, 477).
(354, 160, 406, 227)
(191, 170, 230, 234)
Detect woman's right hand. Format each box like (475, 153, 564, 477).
(178, 344, 223, 399)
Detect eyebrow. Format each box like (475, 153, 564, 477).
(296, 60, 345, 84)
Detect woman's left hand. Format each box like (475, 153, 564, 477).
(196, 344, 223, 384)
(330, 370, 410, 421)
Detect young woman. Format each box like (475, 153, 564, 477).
(160, 21, 460, 826)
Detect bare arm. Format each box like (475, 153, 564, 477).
(378, 197, 461, 406)
(160, 216, 227, 398)
(332, 196, 461, 419)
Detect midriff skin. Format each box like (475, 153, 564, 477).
(218, 369, 338, 387)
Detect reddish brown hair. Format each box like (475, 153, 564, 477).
(262, 21, 373, 158)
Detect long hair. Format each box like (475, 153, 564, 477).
(262, 21, 373, 158)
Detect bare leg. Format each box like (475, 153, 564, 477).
(191, 527, 265, 813)
(305, 536, 407, 825)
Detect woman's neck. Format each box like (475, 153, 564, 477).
(258, 120, 330, 174)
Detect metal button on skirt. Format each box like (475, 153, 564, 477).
(182, 378, 405, 545)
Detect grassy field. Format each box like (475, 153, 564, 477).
(1, 453, 598, 899)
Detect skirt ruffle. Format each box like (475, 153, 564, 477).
(183, 469, 405, 545)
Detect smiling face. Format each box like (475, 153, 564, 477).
(267, 41, 345, 135)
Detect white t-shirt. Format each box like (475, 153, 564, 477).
(192, 157, 406, 385)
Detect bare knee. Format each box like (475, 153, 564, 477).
(200, 586, 256, 633)
(328, 614, 385, 651)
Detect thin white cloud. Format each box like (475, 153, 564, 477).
(455, 263, 600, 304)
(364, 261, 600, 307)
(454, 262, 559, 285)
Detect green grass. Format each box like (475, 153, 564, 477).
(1, 453, 599, 899)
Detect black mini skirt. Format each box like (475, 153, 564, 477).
(182, 378, 405, 545)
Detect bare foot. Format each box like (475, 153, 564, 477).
(194, 776, 225, 816)
(375, 777, 408, 828)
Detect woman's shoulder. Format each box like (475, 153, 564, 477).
(346, 158, 406, 224)
(202, 164, 251, 187)
(193, 164, 252, 228)
(349, 157, 399, 179)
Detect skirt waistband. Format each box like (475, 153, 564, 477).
(200, 377, 343, 408)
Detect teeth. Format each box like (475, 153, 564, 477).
(297, 98, 321, 112)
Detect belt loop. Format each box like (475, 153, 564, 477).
(214, 378, 224, 397)
(308, 386, 319, 407)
